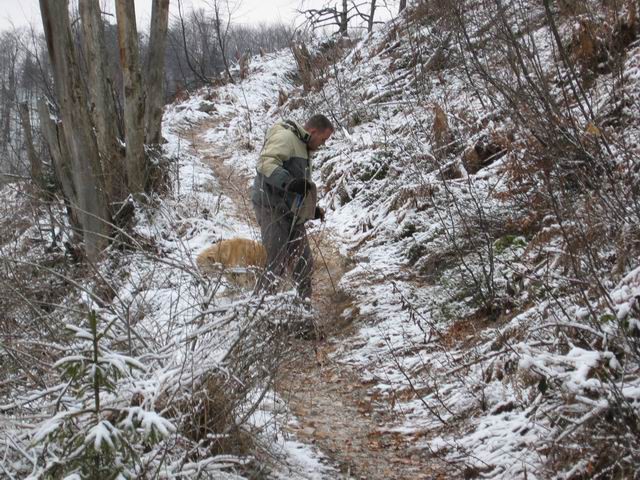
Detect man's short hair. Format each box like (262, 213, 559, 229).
(305, 114, 334, 132)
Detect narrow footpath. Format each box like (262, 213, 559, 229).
(185, 116, 448, 480)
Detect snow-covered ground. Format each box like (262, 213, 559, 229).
(2, 1, 640, 478)
(179, 6, 640, 477)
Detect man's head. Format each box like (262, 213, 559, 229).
(304, 114, 334, 151)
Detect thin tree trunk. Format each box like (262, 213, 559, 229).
(176, 0, 210, 85)
(214, 1, 234, 84)
(145, 0, 171, 146)
(368, 0, 377, 33)
(7, 52, 17, 152)
(399, 0, 407, 14)
(1, 81, 11, 147)
(79, 0, 126, 203)
(115, 0, 147, 194)
(0, 82, 7, 150)
(1, 45, 19, 153)
(39, 0, 111, 262)
(340, 0, 348, 34)
(18, 102, 44, 191)
(37, 99, 82, 236)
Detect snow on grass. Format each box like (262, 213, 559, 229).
(4, 2, 640, 477)
(196, 8, 640, 477)
(157, 56, 342, 478)
(185, 37, 557, 478)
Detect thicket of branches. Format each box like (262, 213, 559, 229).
(297, 0, 407, 34)
(291, 0, 640, 476)
(0, 2, 295, 477)
(0, 5, 292, 179)
(166, 4, 292, 94)
(445, 1, 640, 474)
(0, 28, 52, 179)
(4, 0, 639, 477)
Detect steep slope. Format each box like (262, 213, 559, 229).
(165, 55, 435, 479)
(187, 1, 640, 478)
(2, 1, 639, 478)
(305, 3, 640, 478)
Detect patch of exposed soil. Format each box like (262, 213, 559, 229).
(277, 338, 450, 480)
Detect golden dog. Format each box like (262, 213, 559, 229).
(196, 238, 267, 288)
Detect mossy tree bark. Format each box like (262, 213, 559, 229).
(145, 0, 171, 146)
(39, 0, 111, 262)
(115, 0, 147, 195)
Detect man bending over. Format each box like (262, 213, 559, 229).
(251, 114, 334, 299)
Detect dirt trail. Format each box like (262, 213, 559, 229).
(188, 117, 447, 479)
(186, 120, 258, 226)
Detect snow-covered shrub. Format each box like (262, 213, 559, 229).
(32, 311, 173, 479)
(280, 1, 640, 476)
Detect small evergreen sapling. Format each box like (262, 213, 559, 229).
(33, 311, 174, 478)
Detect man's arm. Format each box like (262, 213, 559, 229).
(257, 131, 294, 190)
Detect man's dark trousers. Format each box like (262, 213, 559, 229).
(253, 203, 313, 298)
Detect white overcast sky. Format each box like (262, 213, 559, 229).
(0, 0, 304, 32)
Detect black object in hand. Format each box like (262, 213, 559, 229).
(286, 178, 313, 195)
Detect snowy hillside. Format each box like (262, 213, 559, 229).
(185, 1, 640, 477)
(1, 0, 640, 479)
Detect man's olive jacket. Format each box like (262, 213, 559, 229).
(251, 120, 315, 221)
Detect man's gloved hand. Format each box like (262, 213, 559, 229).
(314, 206, 325, 222)
(286, 178, 314, 195)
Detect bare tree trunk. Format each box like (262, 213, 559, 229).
(176, 0, 210, 85)
(1, 82, 8, 150)
(340, 0, 349, 34)
(38, 99, 82, 235)
(79, 0, 126, 203)
(18, 102, 44, 190)
(7, 49, 18, 162)
(115, 0, 147, 194)
(37, 100, 70, 197)
(213, 0, 235, 84)
(1, 78, 12, 147)
(368, 0, 377, 33)
(399, 0, 407, 14)
(38, 100, 77, 218)
(39, 0, 111, 262)
(145, 0, 171, 146)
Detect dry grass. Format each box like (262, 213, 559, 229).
(167, 374, 255, 457)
